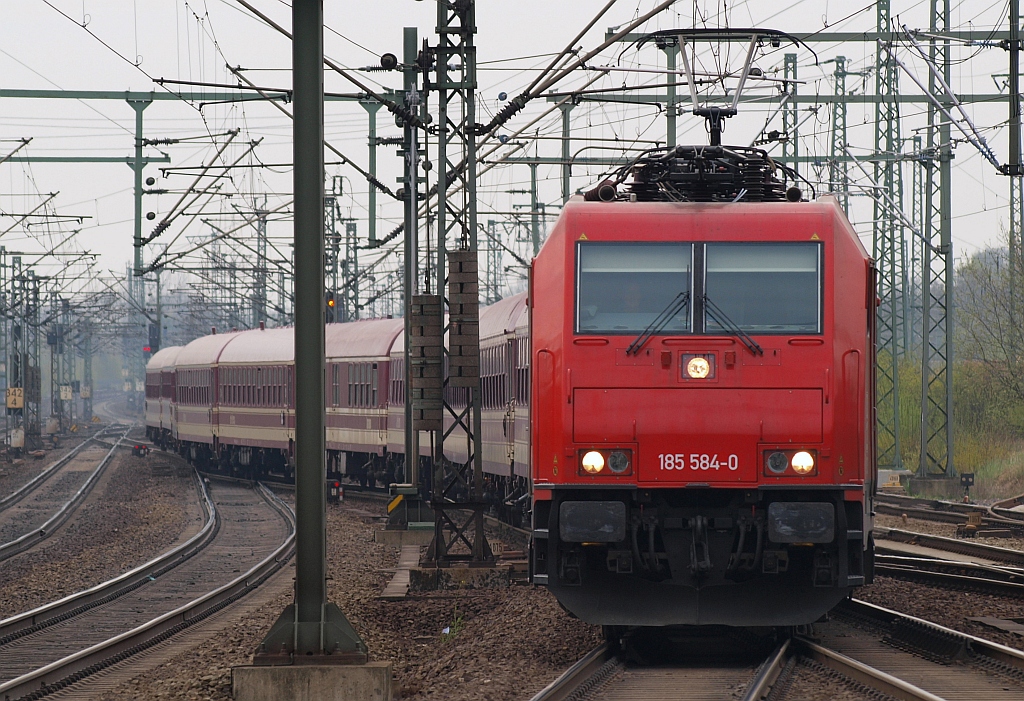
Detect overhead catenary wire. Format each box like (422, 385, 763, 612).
(226, 64, 400, 200)
(142, 129, 242, 245)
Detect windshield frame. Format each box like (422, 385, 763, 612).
(701, 241, 824, 336)
(574, 241, 695, 335)
(573, 240, 825, 337)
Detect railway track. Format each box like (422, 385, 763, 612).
(0, 478, 295, 701)
(877, 526, 1024, 566)
(0, 427, 130, 563)
(876, 493, 1024, 531)
(528, 637, 780, 701)
(532, 598, 1024, 700)
(875, 553, 1024, 598)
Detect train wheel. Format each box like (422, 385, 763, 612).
(602, 625, 625, 655)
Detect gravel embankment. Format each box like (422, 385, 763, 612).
(864, 513, 1024, 650)
(96, 499, 600, 701)
(857, 576, 1024, 651)
(780, 662, 876, 700)
(0, 436, 90, 501)
(93, 502, 1024, 700)
(0, 449, 198, 619)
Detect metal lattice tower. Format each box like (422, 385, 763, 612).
(61, 300, 74, 430)
(19, 264, 42, 450)
(81, 319, 93, 422)
(781, 53, 799, 173)
(909, 135, 926, 353)
(343, 221, 359, 322)
(874, 1, 906, 471)
(919, 0, 955, 477)
(486, 219, 500, 303)
(829, 57, 849, 211)
(1006, 0, 1023, 361)
(1011, 176, 1023, 354)
(0, 248, 6, 449)
(427, 0, 491, 565)
(325, 181, 341, 312)
(252, 201, 268, 328)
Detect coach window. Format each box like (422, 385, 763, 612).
(371, 363, 378, 406)
(576, 242, 692, 334)
(704, 243, 822, 334)
(332, 364, 340, 406)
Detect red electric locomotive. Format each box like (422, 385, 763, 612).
(529, 145, 876, 627)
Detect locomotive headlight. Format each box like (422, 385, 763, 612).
(686, 356, 711, 379)
(767, 451, 789, 474)
(608, 450, 630, 474)
(791, 451, 815, 474)
(581, 451, 605, 474)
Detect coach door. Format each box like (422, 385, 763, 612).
(503, 334, 516, 477)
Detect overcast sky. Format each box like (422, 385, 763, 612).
(0, 1, 1018, 298)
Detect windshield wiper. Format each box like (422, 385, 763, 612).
(702, 295, 763, 356)
(626, 291, 690, 355)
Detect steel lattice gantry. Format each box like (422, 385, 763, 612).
(918, 0, 955, 478)
(422, 0, 492, 566)
(829, 56, 850, 212)
(874, 1, 907, 472)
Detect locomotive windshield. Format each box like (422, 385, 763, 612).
(704, 243, 822, 333)
(576, 243, 692, 333)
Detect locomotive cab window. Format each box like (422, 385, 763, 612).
(576, 242, 692, 334)
(704, 243, 822, 334)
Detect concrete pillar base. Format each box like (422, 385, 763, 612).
(374, 528, 434, 546)
(232, 662, 392, 701)
(906, 476, 959, 499)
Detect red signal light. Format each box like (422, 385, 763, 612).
(143, 346, 151, 352)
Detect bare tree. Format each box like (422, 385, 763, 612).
(955, 235, 1024, 403)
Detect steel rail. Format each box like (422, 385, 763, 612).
(841, 598, 1024, 673)
(527, 644, 614, 701)
(0, 429, 130, 563)
(0, 470, 217, 646)
(875, 495, 1024, 529)
(877, 526, 1024, 566)
(993, 492, 1024, 511)
(739, 639, 791, 701)
(876, 494, 983, 515)
(876, 562, 1024, 598)
(0, 481, 296, 701)
(0, 431, 103, 512)
(876, 553, 1024, 581)
(791, 636, 944, 701)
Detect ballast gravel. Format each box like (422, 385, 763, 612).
(95, 497, 601, 701)
(857, 576, 1024, 652)
(0, 449, 197, 619)
(90, 497, 1024, 700)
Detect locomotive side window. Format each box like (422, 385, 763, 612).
(704, 243, 822, 334)
(576, 243, 692, 334)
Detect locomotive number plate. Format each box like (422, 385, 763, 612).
(658, 453, 739, 471)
